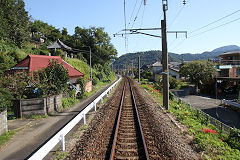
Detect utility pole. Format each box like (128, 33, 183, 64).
(138, 56, 141, 82)
(161, 0, 169, 110)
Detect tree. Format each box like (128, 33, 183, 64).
(68, 27, 118, 66)
(38, 59, 69, 96)
(0, 0, 30, 47)
(180, 61, 216, 91)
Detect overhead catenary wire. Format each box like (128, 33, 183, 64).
(127, 0, 138, 28)
(131, 0, 144, 29)
(189, 16, 240, 38)
(190, 9, 240, 34)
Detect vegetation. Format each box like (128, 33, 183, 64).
(180, 61, 216, 93)
(37, 60, 69, 96)
(62, 97, 79, 109)
(0, 129, 19, 147)
(141, 79, 240, 159)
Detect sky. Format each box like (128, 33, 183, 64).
(24, 0, 240, 57)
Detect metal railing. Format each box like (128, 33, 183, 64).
(176, 97, 233, 134)
(28, 76, 122, 160)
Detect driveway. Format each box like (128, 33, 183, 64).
(179, 95, 240, 129)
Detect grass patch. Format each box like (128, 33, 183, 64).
(81, 124, 88, 130)
(25, 115, 48, 119)
(62, 97, 79, 109)
(0, 130, 19, 147)
(55, 151, 68, 160)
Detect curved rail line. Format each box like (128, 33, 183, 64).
(109, 77, 149, 160)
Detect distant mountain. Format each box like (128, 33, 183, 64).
(114, 45, 240, 69)
(211, 45, 240, 53)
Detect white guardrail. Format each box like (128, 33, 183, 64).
(28, 76, 122, 160)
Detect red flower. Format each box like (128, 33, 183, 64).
(148, 85, 153, 88)
(201, 128, 216, 134)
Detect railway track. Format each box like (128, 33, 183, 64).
(109, 78, 149, 160)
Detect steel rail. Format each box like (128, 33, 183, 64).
(109, 77, 149, 160)
(109, 81, 126, 160)
(129, 78, 150, 160)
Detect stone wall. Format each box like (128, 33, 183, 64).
(0, 110, 8, 135)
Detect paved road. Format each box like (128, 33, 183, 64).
(180, 95, 240, 129)
(0, 79, 119, 160)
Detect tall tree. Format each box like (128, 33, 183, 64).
(0, 0, 30, 47)
(180, 61, 216, 90)
(70, 27, 118, 66)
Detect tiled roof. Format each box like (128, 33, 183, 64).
(11, 55, 84, 79)
(47, 39, 72, 51)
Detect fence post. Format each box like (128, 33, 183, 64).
(83, 113, 86, 124)
(94, 102, 97, 111)
(60, 134, 65, 151)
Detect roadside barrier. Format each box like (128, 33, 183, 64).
(28, 76, 122, 160)
(175, 97, 233, 134)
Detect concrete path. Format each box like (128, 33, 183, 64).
(180, 95, 240, 129)
(0, 80, 118, 160)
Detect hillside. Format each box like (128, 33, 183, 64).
(113, 45, 240, 69)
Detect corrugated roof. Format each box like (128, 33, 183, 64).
(11, 55, 84, 79)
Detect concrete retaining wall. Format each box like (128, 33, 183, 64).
(0, 110, 8, 135)
(171, 85, 197, 97)
(14, 95, 62, 118)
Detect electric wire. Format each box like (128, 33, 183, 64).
(127, 0, 138, 28)
(190, 9, 240, 34)
(131, 0, 144, 29)
(189, 17, 240, 38)
(168, 5, 185, 29)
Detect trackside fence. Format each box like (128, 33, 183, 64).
(28, 76, 122, 160)
(176, 97, 233, 134)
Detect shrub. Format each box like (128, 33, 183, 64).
(76, 77, 88, 96)
(38, 59, 69, 96)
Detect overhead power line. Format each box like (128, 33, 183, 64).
(189, 16, 240, 38)
(190, 9, 240, 34)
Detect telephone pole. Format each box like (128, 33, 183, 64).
(161, 0, 169, 110)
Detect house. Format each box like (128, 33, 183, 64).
(216, 51, 240, 78)
(47, 39, 74, 58)
(214, 51, 240, 96)
(6, 55, 84, 84)
(150, 61, 181, 81)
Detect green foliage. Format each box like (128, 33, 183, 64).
(0, 0, 30, 47)
(169, 76, 178, 89)
(76, 77, 88, 97)
(141, 70, 153, 81)
(180, 61, 216, 90)
(0, 130, 18, 147)
(68, 27, 118, 66)
(169, 99, 240, 159)
(38, 59, 69, 96)
(65, 58, 90, 78)
(6, 72, 33, 99)
(62, 97, 79, 108)
(0, 76, 13, 112)
(226, 128, 240, 150)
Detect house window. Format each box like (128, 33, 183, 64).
(237, 69, 240, 76)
